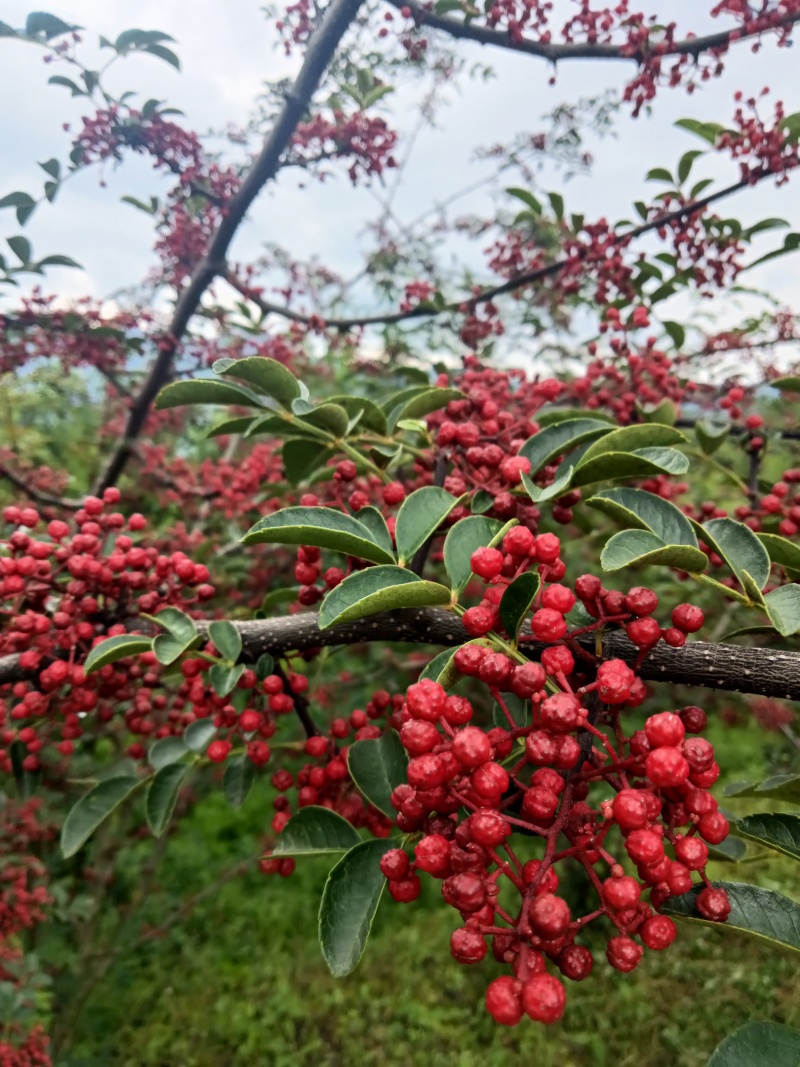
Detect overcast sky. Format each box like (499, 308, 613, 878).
(1, 1, 799, 355)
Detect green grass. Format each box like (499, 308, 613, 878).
(49, 699, 800, 1067)
(60, 823, 799, 1064)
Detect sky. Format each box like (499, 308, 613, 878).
(1, 1, 800, 362)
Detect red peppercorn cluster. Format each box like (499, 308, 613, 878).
(0, 799, 55, 1066)
(380, 534, 728, 1026)
(0, 493, 214, 772)
(260, 688, 405, 875)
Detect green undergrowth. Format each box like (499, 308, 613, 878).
(50, 698, 800, 1067)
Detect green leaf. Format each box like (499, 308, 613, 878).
(395, 487, 459, 565)
(26, 13, 79, 38)
(61, 777, 140, 857)
(493, 692, 529, 728)
(7, 236, 31, 264)
(707, 836, 748, 863)
(282, 439, 329, 485)
(0, 192, 35, 211)
(696, 419, 730, 454)
(208, 621, 242, 664)
(152, 632, 200, 666)
(534, 407, 616, 427)
(380, 385, 430, 414)
(576, 423, 686, 466)
(329, 394, 387, 434)
(254, 652, 275, 680)
(764, 585, 800, 636)
(663, 881, 800, 953)
(37, 254, 81, 269)
(638, 398, 677, 425)
(518, 419, 611, 475)
(246, 413, 318, 440)
(706, 1021, 800, 1067)
(319, 839, 394, 977)
(146, 763, 190, 836)
(155, 378, 266, 411)
(205, 415, 259, 438)
(664, 322, 686, 352)
(347, 730, 408, 817)
(0, 20, 16, 36)
(209, 663, 245, 698)
(443, 515, 502, 597)
(600, 530, 707, 574)
(84, 635, 152, 675)
(677, 149, 704, 184)
(353, 506, 394, 558)
(586, 487, 697, 546)
(471, 489, 494, 513)
(152, 606, 196, 640)
(736, 813, 800, 861)
(725, 775, 800, 803)
(273, 806, 361, 856)
(674, 118, 725, 145)
(48, 74, 83, 95)
(772, 376, 800, 393)
(318, 566, 451, 630)
(148, 736, 189, 772)
(241, 507, 396, 565)
(646, 167, 673, 183)
(721, 625, 784, 642)
(758, 533, 800, 572)
(506, 187, 542, 213)
(499, 571, 539, 641)
(746, 233, 800, 271)
(38, 157, 60, 179)
(389, 387, 464, 429)
(520, 467, 574, 504)
(690, 177, 714, 199)
(223, 755, 255, 807)
(703, 517, 771, 591)
(548, 191, 564, 220)
(300, 402, 349, 437)
(143, 43, 180, 69)
(183, 719, 216, 753)
(570, 447, 690, 488)
(745, 217, 790, 238)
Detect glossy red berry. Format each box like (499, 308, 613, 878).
(672, 603, 704, 633)
(521, 973, 566, 1024)
(641, 915, 677, 951)
(471, 546, 504, 581)
(696, 886, 731, 922)
(606, 935, 643, 973)
(485, 976, 523, 1026)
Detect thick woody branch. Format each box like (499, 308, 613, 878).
(5, 608, 799, 699)
(199, 610, 800, 701)
(91, 0, 365, 495)
(387, 3, 800, 66)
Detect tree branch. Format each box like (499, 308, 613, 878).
(227, 173, 766, 330)
(5, 608, 800, 699)
(90, 0, 366, 495)
(0, 463, 82, 510)
(387, 2, 800, 66)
